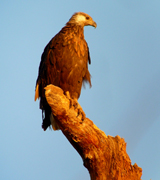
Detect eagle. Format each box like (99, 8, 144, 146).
(35, 12, 97, 131)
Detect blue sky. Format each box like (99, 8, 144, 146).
(1, 0, 160, 179)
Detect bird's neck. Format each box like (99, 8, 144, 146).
(66, 23, 84, 39)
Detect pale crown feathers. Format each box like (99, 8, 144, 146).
(68, 12, 97, 28)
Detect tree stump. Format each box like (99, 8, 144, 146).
(45, 84, 142, 180)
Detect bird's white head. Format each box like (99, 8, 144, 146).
(68, 12, 97, 28)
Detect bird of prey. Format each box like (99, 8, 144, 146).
(35, 12, 97, 131)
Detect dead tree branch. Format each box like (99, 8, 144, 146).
(45, 84, 142, 180)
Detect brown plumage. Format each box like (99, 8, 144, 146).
(35, 12, 97, 131)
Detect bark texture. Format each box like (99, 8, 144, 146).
(45, 84, 142, 180)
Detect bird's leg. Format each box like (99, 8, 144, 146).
(64, 91, 78, 109)
(64, 91, 86, 120)
(76, 102, 86, 121)
(64, 91, 72, 108)
(71, 98, 86, 121)
(71, 98, 86, 120)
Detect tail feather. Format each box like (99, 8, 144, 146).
(35, 83, 60, 131)
(42, 117, 51, 131)
(42, 107, 51, 131)
(50, 113, 60, 130)
(41, 106, 60, 131)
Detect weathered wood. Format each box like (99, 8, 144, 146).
(45, 84, 142, 180)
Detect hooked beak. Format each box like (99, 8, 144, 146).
(92, 21, 97, 28)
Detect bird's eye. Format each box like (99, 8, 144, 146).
(86, 16, 90, 20)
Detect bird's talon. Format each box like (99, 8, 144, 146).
(77, 108, 86, 121)
(64, 91, 73, 108)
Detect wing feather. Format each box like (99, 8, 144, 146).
(34, 84, 39, 101)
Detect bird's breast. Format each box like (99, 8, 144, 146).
(72, 37, 87, 57)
